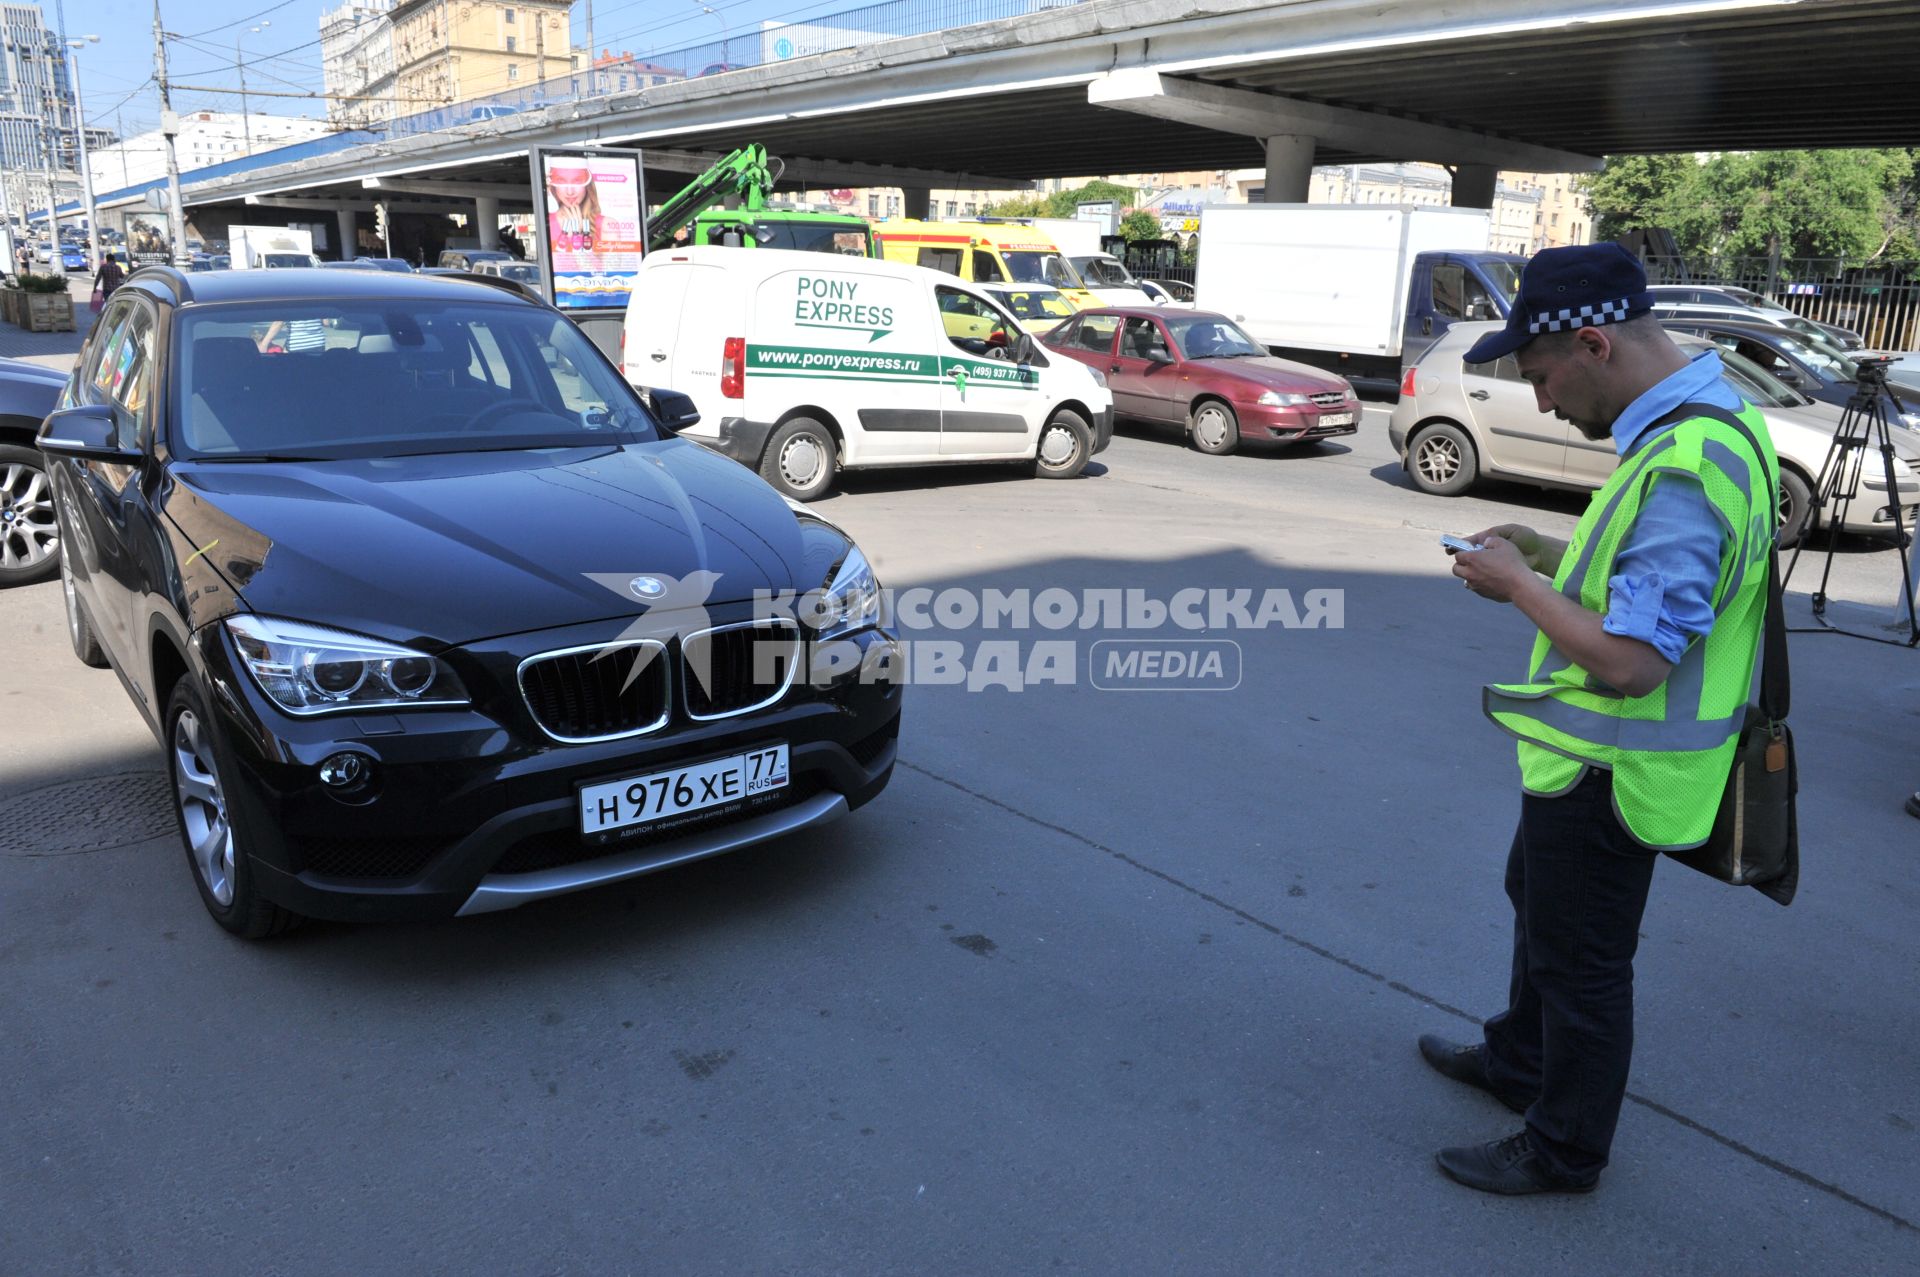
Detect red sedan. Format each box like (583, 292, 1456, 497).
(1043, 307, 1359, 455)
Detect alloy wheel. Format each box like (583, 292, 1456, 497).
(1417, 435, 1462, 485)
(172, 709, 235, 907)
(0, 460, 58, 574)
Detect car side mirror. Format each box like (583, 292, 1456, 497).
(37, 403, 137, 463)
(1010, 331, 1036, 365)
(1776, 369, 1801, 386)
(642, 387, 699, 433)
(1147, 347, 1174, 364)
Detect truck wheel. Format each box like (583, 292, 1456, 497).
(1777, 466, 1813, 547)
(1408, 421, 1478, 496)
(166, 678, 304, 939)
(0, 442, 60, 587)
(1034, 409, 1092, 479)
(759, 418, 837, 502)
(1189, 400, 1239, 456)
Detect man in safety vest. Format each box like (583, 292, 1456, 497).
(1423, 244, 1778, 1195)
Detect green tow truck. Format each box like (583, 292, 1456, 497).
(647, 145, 874, 256)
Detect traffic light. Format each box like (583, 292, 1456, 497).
(374, 202, 388, 246)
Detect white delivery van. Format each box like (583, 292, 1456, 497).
(1068, 252, 1155, 307)
(621, 247, 1114, 500)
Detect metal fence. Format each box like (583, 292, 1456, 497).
(1642, 256, 1920, 352)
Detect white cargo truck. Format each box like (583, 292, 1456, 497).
(1194, 204, 1525, 393)
(230, 224, 318, 270)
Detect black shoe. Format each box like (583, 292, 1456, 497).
(1417, 1034, 1532, 1114)
(1435, 1131, 1599, 1196)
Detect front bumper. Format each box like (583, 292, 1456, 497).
(195, 613, 902, 923)
(1241, 400, 1362, 443)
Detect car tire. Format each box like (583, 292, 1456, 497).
(1777, 465, 1813, 548)
(0, 442, 60, 588)
(759, 418, 837, 502)
(165, 678, 303, 940)
(1188, 399, 1239, 456)
(1408, 421, 1478, 496)
(60, 549, 107, 668)
(1033, 408, 1093, 479)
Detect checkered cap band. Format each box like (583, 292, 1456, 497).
(1529, 298, 1633, 334)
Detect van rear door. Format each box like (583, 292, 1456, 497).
(624, 257, 696, 388)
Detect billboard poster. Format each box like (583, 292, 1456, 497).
(530, 147, 648, 309)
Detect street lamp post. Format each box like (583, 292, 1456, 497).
(66, 35, 100, 271)
(236, 20, 268, 156)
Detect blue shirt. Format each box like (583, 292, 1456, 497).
(1601, 349, 1746, 664)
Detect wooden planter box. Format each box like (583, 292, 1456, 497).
(2, 287, 75, 332)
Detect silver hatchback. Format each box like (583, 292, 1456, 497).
(1389, 320, 1920, 543)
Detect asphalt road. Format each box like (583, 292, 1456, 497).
(5, 404, 1919, 1273)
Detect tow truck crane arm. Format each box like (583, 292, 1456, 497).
(646, 145, 786, 251)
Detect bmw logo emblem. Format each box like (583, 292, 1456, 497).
(629, 576, 667, 600)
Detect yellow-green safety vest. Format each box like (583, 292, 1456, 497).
(1483, 401, 1778, 850)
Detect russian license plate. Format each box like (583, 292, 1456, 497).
(579, 744, 790, 838)
(1317, 412, 1355, 427)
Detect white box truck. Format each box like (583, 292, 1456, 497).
(230, 224, 318, 270)
(1194, 204, 1525, 393)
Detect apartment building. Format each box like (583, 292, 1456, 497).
(389, 0, 573, 111)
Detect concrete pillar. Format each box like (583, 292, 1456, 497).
(1261, 135, 1314, 203)
(1451, 163, 1497, 210)
(475, 195, 501, 248)
(335, 208, 359, 261)
(902, 188, 931, 220)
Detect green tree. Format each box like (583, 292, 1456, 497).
(1683, 149, 1913, 259)
(1044, 181, 1141, 219)
(1578, 153, 1700, 244)
(1118, 210, 1163, 242)
(981, 193, 1048, 217)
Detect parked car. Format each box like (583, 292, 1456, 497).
(1389, 320, 1919, 544)
(354, 256, 415, 273)
(318, 259, 382, 270)
(1139, 278, 1196, 308)
(437, 248, 515, 271)
(1067, 254, 1154, 307)
(0, 356, 70, 587)
(1648, 284, 1862, 349)
(976, 282, 1078, 336)
(1044, 307, 1358, 454)
(39, 266, 901, 936)
(474, 258, 544, 288)
(1658, 316, 1920, 430)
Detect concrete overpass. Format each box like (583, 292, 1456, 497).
(87, 0, 1920, 244)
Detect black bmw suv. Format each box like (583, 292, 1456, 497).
(41, 267, 900, 937)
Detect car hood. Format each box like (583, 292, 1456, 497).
(0, 357, 70, 389)
(164, 437, 814, 648)
(1189, 354, 1351, 395)
(1763, 399, 1920, 467)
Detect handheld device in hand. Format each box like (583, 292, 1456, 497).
(1440, 534, 1482, 553)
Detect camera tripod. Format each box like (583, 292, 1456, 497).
(1780, 356, 1920, 646)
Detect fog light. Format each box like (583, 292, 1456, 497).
(319, 751, 373, 791)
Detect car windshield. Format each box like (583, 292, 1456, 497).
(988, 288, 1075, 321)
(173, 300, 660, 461)
(1711, 345, 1811, 408)
(753, 221, 871, 255)
(262, 254, 312, 269)
(1480, 260, 1522, 308)
(1767, 331, 1856, 380)
(1077, 257, 1137, 288)
(1724, 286, 1793, 315)
(1164, 314, 1266, 358)
(1002, 251, 1086, 290)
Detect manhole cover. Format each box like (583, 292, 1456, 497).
(0, 772, 176, 856)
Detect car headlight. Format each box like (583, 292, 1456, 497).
(1258, 391, 1311, 407)
(811, 545, 882, 639)
(1085, 365, 1107, 388)
(224, 615, 470, 715)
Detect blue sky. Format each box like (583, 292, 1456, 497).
(64, 0, 881, 139)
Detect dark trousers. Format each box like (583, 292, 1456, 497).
(1481, 767, 1659, 1181)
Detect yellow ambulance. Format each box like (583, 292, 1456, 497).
(872, 219, 1099, 310)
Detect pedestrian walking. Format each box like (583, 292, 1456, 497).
(1427, 243, 1780, 1195)
(92, 253, 124, 308)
